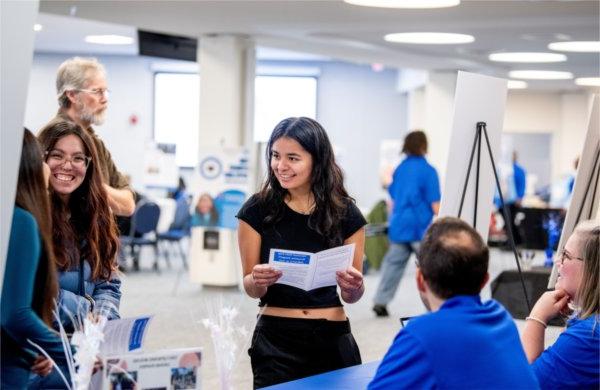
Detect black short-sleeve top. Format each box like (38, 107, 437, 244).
(236, 194, 367, 308)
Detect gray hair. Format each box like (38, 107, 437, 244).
(56, 57, 106, 108)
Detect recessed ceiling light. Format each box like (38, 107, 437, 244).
(344, 0, 459, 8)
(33, 24, 43, 32)
(85, 34, 134, 45)
(507, 80, 528, 89)
(548, 41, 600, 53)
(384, 32, 474, 45)
(575, 77, 600, 87)
(489, 52, 566, 63)
(509, 70, 573, 80)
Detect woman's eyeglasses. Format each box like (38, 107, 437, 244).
(45, 150, 91, 169)
(557, 249, 583, 265)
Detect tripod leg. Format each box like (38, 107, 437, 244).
(459, 129, 481, 218)
(474, 124, 483, 228)
(481, 124, 531, 311)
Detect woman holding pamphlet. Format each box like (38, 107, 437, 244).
(237, 117, 366, 388)
(1, 130, 66, 389)
(521, 221, 599, 389)
(29, 120, 122, 389)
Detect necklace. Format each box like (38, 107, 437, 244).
(286, 196, 315, 215)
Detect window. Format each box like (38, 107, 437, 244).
(154, 73, 318, 165)
(154, 72, 200, 167)
(254, 76, 318, 142)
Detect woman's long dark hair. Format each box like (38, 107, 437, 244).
(15, 129, 58, 326)
(258, 117, 352, 246)
(38, 121, 119, 280)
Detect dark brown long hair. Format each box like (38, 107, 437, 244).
(15, 129, 58, 325)
(38, 121, 119, 280)
(259, 117, 352, 247)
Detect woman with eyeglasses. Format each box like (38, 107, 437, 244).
(29, 120, 121, 389)
(1, 129, 68, 388)
(521, 220, 599, 389)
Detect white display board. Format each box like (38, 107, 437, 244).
(439, 71, 508, 242)
(549, 95, 600, 286)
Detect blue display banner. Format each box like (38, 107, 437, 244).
(128, 317, 151, 351)
(273, 252, 310, 265)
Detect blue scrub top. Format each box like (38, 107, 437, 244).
(532, 315, 599, 390)
(369, 295, 539, 390)
(387, 155, 440, 243)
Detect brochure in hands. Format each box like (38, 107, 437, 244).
(268, 243, 355, 291)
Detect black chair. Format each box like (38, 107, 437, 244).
(158, 196, 191, 270)
(120, 200, 161, 271)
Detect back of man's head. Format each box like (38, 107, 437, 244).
(418, 217, 489, 299)
(56, 57, 105, 108)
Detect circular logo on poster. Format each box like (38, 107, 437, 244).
(199, 156, 222, 180)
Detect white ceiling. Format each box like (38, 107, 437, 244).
(37, 0, 599, 90)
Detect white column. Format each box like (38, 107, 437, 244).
(555, 93, 594, 180)
(0, 0, 39, 289)
(197, 34, 255, 149)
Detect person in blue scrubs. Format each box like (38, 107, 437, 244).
(1, 130, 67, 389)
(522, 221, 599, 389)
(369, 217, 539, 389)
(372, 130, 440, 317)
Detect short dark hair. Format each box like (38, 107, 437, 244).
(417, 217, 489, 299)
(402, 130, 428, 156)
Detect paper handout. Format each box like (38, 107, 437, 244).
(100, 315, 153, 356)
(268, 243, 355, 291)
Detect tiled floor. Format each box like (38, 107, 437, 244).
(119, 247, 561, 389)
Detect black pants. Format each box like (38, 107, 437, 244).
(249, 315, 362, 389)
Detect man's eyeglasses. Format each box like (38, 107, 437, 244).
(77, 88, 110, 98)
(45, 150, 92, 169)
(557, 249, 583, 265)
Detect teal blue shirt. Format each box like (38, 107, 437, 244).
(1, 207, 65, 377)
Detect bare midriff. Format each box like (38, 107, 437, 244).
(261, 306, 347, 321)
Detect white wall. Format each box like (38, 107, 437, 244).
(504, 91, 592, 181)
(25, 54, 185, 190)
(317, 62, 408, 210)
(26, 55, 409, 210)
(408, 77, 593, 185)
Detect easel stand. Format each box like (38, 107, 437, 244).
(458, 122, 531, 311)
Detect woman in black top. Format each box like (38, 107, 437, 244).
(237, 117, 366, 388)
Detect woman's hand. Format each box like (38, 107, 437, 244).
(251, 264, 282, 288)
(530, 289, 570, 323)
(336, 266, 363, 292)
(31, 355, 53, 377)
(337, 266, 364, 303)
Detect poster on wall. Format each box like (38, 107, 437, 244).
(143, 143, 179, 190)
(191, 147, 251, 230)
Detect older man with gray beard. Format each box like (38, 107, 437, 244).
(43, 57, 135, 216)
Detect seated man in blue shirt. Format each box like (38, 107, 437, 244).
(369, 217, 539, 389)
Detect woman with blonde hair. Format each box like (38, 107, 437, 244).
(521, 220, 599, 389)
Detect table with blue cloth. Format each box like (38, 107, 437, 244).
(263, 361, 380, 389)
